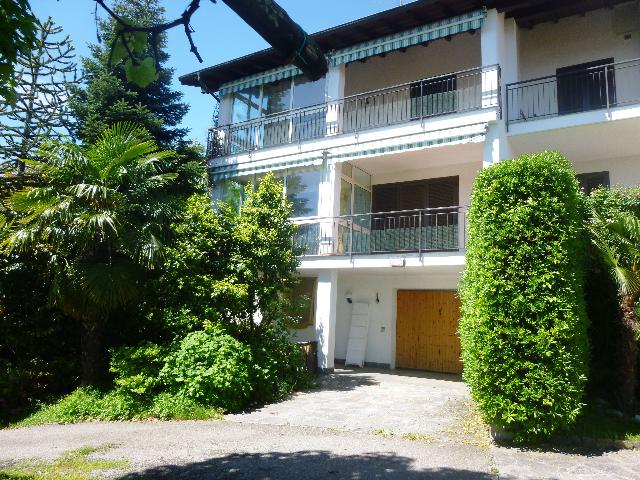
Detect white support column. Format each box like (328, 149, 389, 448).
(325, 64, 346, 136)
(481, 9, 519, 165)
(315, 270, 338, 371)
(317, 156, 339, 254)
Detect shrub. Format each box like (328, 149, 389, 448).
(585, 186, 640, 406)
(147, 392, 222, 421)
(161, 326, 253, 411)
(459, 151, 589, 441)
(109, 342, 168, 398)
(249, 324, 312, 405)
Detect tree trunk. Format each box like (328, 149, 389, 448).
(80, 319, 104, 386)
(618, 293, 639, 412)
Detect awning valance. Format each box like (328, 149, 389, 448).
(218, 9, 485, 97)
(219, 65, 302, 96)
(208, 154, 324, 182)
(330, 9, 485, 66)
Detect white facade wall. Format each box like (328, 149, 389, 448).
(334, 271, 461, 368)
(207, 5, 640, 371)
(517, 8, 640, 81)
(343, 34, 481, 96)
(572, 154, 640, 187)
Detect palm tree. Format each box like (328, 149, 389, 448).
(2, 123, 178, 385)
(592, 212, 640, 412)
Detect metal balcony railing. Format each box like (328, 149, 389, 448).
(506, 58, 640, 126)
(208, 65, 501, 158)
(292, 206, 466, 257)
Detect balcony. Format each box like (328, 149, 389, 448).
(208, 65, 500, 158)
(506, 58, 640, 127)
(292, 206, 466, 257)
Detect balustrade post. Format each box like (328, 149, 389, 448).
(604, 65, 610, 110)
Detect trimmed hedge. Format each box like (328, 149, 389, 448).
(459, 151, 589, 441)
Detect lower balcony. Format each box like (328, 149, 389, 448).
(292, 206, 466, 257)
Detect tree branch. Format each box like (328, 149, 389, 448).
(94, 0, 207, 64)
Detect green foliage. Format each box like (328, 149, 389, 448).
(15, 386, 222, 427)
(0, 17, 79, 167)
(583, 187, 640, 404)
(161, 327, 253, 411)
(459, 151, 589, 442)
(109, 342, 167, 397)
(147, 392, 222, 421)
(69, 0, 189, 149)
(2, 123, 182, 384)
(0, 0, 38, 104)
(0, 445, 129, 480)
(153, 173, 300, 336)
(249, 324, 312, 404)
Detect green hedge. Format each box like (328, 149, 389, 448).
(459, 151, 589, 441)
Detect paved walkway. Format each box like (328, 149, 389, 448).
(226, 368, 470, 436)
(2, 368, 640, 479)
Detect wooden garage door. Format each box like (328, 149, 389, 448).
(396, 290, 462, 373)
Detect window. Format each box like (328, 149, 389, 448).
(557, 59, 616, 115)
(231, 86, 262, 124)
(286, 277, 316, 329)
(577, 171, 610, 195)
(286, 168, 322, 218)
(372, 176, 459, 213)
(340, 163, 372, 216)
(230, 75, 326, 124)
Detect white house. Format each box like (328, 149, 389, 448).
(180, 0, 640, 372)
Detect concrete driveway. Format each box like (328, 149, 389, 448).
(226, 367, 471, 438)
(2, 368, 640, 479)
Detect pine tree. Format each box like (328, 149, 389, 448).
(69, 0, 189, 149)
(0, 17, 78, 171)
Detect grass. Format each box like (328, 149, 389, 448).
(401, 432, 434, 443)
(10, 388, 223, 428)
(0, 444, 128, 480)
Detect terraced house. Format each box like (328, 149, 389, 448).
(180, 0, 640, 373)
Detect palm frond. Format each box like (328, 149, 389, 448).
(78, 261, 141, 311)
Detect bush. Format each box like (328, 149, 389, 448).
(585, 186, 640, 405)
(16, 387, 222, 427)
(459, 151, 589, 441)
(249, 324, 312, 405)
(110, 342, 168, 398)
(161, 326, 253, 411)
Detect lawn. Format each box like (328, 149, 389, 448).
(0, 445, 128, 480)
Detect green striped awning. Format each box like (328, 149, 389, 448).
(219, 65, 302, 96)
(330, 9, 485, 67)
(218, 9, 485, 96)
(209, 154, 324, 182)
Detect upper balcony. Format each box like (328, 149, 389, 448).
(207, 65, 501, 159)
(506, 58, 640, 131)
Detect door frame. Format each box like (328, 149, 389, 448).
(394, 289, 462, 373)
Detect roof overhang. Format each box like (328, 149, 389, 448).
(180, 0, 634, 92)
(179, 0, 483, 92)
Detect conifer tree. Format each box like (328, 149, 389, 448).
(0, 17, 78, 171)
(69, 0, 189, 149)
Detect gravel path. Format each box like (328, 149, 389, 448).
(0, 421, 494, 479)
(2, 419, 640, 479)
(2, 368, 640, 479)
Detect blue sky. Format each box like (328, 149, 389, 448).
(31, 0, 410, 145)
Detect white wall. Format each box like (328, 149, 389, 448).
(572, 155, 640, 187)
(334, 271, 461, 368)
(343, 34, 481, 97)
(518, 8, 640, 81)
